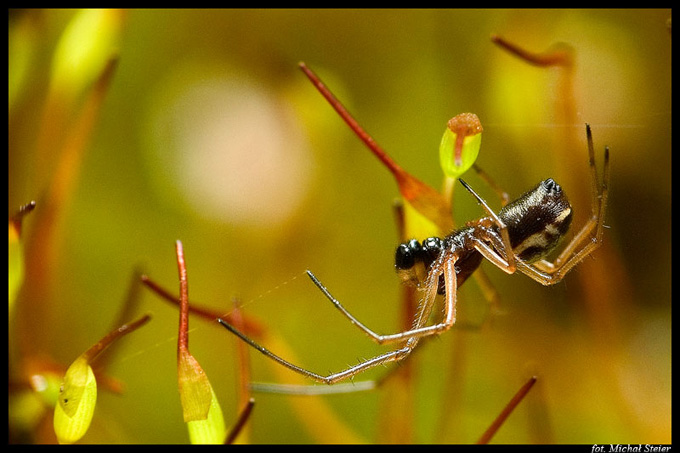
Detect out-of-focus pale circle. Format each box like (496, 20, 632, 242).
(145, 61, 314, 228)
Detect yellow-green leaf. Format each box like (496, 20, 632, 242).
(401, 198, 443, 242)
(439, 113, 483, 179)
(178, 349, 212, 422)
(53, 359, 97, 444)
(50, 9, 123, 98)
(186, 386, 227, 444)
(8, 223, 24, 315)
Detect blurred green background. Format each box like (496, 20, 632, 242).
(9, 9, 671, 444)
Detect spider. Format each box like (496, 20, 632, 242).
(217, 123, 610, 389)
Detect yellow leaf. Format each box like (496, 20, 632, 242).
(51, 9, 123, 99)
(53, 360, 97, 444)
(401, 198, 443, 241)
(177, 349, 212, 422)
(8, 223, 24, 315)
(186, 386, 227, 444)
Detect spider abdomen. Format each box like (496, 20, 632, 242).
(498, 179, 573, 262)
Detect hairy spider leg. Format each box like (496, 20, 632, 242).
(458, 179, 518, 275)
(529, 124, 610, 280)
(217, 257, 459, 386)
(219, 125, 609, 391)
(508, 125, 610, 284)
(457, 124, 610, 286)
(471, 163, 511, 207)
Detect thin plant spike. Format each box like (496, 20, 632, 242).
(298, 62, 453, 233)
(476, 376, 538, 444)
(174, 241, 227, 443)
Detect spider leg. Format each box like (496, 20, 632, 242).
(216, 258, 459, 390)
(470, 236, 517, 275)
(459, 179, 517, 274)
(307, 258, 458, 347)
(472, 163, 510, 206)
(514, 125, 610, 285)
(441, 166, 509, 323)
(462, 124, 609, 287)
(220, 315, 413, 385)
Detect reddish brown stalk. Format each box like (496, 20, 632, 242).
(174, 240, 213, 423)
(94, 268, 146, 373)
(490, 34, 573, 68)
(224, 398, 255, 444)
(20, 57, 119, 358)
(476, 376, 537, 444)
(299, 62, 453, 232)
(9, 200, 36, 236)
(80, 314, 152, 364)
(175, 240, 190, 355)
(140, 274, 265, 337)
(492, 37, 634, 424)
(298, 62, 405, 178)
(229, 300, 252, 410)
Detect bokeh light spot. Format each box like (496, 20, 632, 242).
(145, 61, 314, 228)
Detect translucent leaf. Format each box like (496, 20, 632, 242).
(173, 240, 225, 442)
(53, 359, 97, 444)
(400, 198, 443, 242)
(51, 314, 150, 443)
(439, 113, 483, 179)
(186, 386, 227, 444)
(394, 171, 455, 234)
(177, 349, 213, 422)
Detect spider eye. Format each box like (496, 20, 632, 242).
(541, 178, 560, 193)
(395, 239, 421, 270)
(421, 237, 444, 265)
